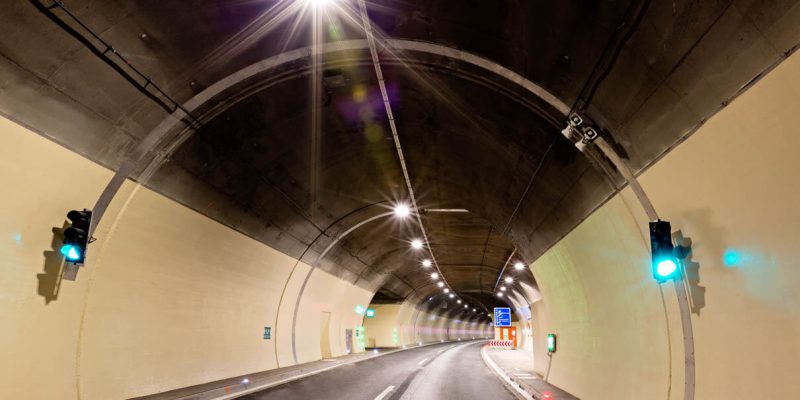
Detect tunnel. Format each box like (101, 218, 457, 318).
(1, 0, 799, 399)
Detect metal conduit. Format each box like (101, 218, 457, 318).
(356, 0, 453, 295)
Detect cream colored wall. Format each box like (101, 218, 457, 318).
(0, 116, 374, 399)
(530, 51, 800, 399)
(362, 304, 403, 348)
(363, 301, 490, 346)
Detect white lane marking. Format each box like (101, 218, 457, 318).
(374, 385, 395, 400)
(480, 346, 534, 400)
(211, 341, 472, 400)
(417, 357, 429, 365)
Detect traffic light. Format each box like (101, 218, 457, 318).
(547, 333, 557, 353)
(649, 220, 679, 282)
(61, 209, 92, 265)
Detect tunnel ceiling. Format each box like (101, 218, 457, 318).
(1, 0, 798, 314)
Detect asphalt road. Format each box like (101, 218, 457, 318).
(237, 341, 517, 400)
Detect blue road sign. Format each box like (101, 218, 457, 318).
(494, 307, 511, 327)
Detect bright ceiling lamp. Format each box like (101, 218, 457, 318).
(504, 276, 513, 283)
(457, 299, 462, 304)
(437, 282, 444, 287)
(431, 272, 439, 280)
(443, 288, 450, 293)
(500, 286, 507, 291)
(307, 0, 335, 8)
(411, 239, 423, 249)
(514, 262, 525, 270)
(393, 204, 410, 218)
(421, 259, 432, 267)
(449, 293, 454, 298)
(496, 292, 504, 297)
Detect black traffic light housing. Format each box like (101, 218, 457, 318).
(649, 220, 680, 282)
(61, 209, 92, 265)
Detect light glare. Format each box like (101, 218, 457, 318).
(656, 259, 678, 277)
(307, 0, 334, 8)
(422, 259, 432, 267)
(514, 262, 525, 270)
(394, 204, 410, 218)
(504, 277, 513, 283)
(431, 272, 439, 280)
(411, 239, 423, 249)
(437, 282, 444, 287)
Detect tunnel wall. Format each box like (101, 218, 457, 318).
(363, 301, 491, 347)
(0, 116, 372, 399)
(530, 50, 800, 399)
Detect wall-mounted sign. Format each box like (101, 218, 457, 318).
(263, 327, 271, 340)
(493, 307, 511, 327)
(366, 308, 376, 318)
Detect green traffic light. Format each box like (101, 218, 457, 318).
(547, 334, 556, 353)
(656, 259, 677, 278)
(60, 244, 81, 261)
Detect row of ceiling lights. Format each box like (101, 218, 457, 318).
(496, 262, 526, 298)
(394, 204, 477, 313)
(394, 204, 530, 313)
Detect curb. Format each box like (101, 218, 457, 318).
(210, 338, 490, 400)
(479, 345, 537, 400)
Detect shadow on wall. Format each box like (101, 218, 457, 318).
(674, 230, 706, 315)
(37, 223, 74, 304)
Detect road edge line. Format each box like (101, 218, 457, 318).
(480, 345, 536, 400)
(212, 339, 487, 400)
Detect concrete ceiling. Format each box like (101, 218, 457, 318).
(1, 0, 798, 314)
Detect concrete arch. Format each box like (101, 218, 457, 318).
(91, 38, 570, 233)
(88, 38, 572, 369)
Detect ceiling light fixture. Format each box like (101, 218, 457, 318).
(411, 239, 423, 249)
(505, 277, 513, 283)
(500, 286, 507, 291)
(437, 282, 444, 287)
(514, 261, 525, 270)
(393, 204, 410, 218)
(307, 0, 334, 8)
(421, 259, 432, 267)
(431, 272, 439, 280)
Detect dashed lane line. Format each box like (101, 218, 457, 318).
(374, 385, 395, 400)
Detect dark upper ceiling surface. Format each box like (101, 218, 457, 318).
(1, 0, 799, 313)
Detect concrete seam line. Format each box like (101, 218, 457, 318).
(89, 37, 566, 243)
(208, 340, 469, 400)
(480, 346, 535, 400)
(289, 212, 392, 363)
